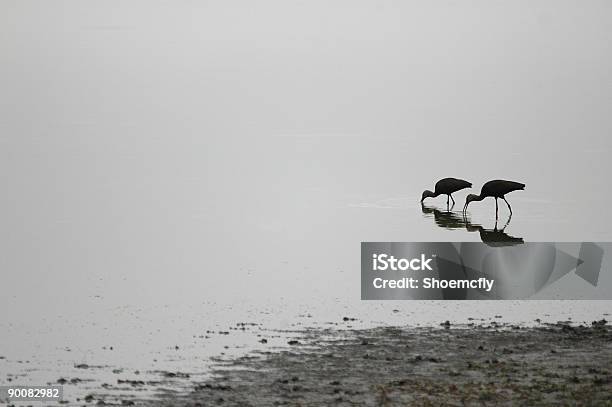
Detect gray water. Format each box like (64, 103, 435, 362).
(2, 0, 612, 404)
(2, 138, 610, 402)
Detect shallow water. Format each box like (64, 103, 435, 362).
(2, 298, 610, 404)
(2, 138, 611, 403)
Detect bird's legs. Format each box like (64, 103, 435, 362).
(450, 194, 456, 205)
(503, 197, 513, 215)
(501, 212, 512, 231)
(495, 198, 499, 220)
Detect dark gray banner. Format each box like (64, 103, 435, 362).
(361, 242, 609, 300)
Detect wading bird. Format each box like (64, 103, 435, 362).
(463, 180, 525, 219)
(421, 178, 472, 207)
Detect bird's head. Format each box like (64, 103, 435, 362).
(421, 190, 435, 203)
(463, 194, 479, 212)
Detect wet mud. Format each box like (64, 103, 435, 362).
(145, 320, 612, 406)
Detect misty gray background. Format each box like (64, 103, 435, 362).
(2, 1, 611, 397)
(1, 0, 611, 346)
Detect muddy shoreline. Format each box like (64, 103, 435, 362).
(139, 320, 612, 406)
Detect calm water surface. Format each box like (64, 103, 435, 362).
(2, 139, 611, 403)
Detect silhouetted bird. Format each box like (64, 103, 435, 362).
(463, 180, 525, 218)
(421, 178, 472, 207)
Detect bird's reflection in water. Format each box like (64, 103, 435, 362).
(420, 203, 465, 230)
(421, 203, 523, 246)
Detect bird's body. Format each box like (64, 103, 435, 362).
(421, 177, 472, 206)
(480, 180, 525, 199)
(464, 179, 525, 218)
(434, 178, 473, 196)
